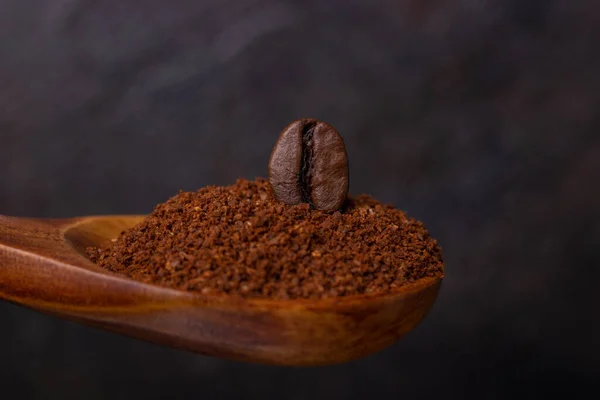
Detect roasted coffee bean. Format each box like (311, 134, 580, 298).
(268, 119, 349, 211)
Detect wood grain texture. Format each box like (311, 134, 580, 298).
(0, 214, 442, 366)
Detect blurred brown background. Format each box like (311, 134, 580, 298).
(1, 0, 599, 398)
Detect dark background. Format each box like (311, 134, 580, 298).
(2, 0, 599, 398)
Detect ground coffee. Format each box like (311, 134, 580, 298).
(86, 178, 444, 299)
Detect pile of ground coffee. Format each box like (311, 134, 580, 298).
(86, 178, 443, 299)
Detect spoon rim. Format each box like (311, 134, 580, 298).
(99, 270, 442, 308)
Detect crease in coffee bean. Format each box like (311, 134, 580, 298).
(299, 120, 317, 205)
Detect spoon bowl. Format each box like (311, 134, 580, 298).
(0, 214, 442, 366)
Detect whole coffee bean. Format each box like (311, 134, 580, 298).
(268, 118, 349, 211)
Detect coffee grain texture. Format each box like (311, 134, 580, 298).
(87, 179, 443, 299)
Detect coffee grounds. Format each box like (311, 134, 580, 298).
(86, 179, 443, 299)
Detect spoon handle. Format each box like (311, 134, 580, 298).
(0, 215, 219, 358)
(0, 215, 178, 314)
(0, 215, 105, 307)
(1, 215, 82, 264)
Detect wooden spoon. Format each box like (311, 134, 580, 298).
(0, 214, 442, 366)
